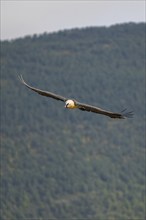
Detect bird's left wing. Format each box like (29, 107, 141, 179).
(18, 75, 67, 102)
(76, 101, 133, 119)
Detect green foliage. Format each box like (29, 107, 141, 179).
(1, 23, 145, 219)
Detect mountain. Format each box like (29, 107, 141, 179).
(1, 22, 145, 219)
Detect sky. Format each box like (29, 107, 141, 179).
(1, 0, 145, 40)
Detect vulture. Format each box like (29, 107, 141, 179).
(19, 75, 133, 119)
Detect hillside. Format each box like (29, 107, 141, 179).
(1, 22, 145, 219)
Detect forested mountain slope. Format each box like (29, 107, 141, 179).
(1, 22, 145, 219)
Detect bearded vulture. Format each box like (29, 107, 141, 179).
(19, 75, 133, 119)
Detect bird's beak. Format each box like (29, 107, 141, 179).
(65, 103, 68, 108)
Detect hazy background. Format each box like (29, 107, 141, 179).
(1, 0, 145, 40)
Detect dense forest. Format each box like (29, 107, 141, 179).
(1, 23, 145, 219)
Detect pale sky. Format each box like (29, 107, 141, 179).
(1, 0, 145, 40)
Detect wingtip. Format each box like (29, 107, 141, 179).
(121, 109, 134, 119)
(18, 74, 22, 81)
(18, 74, 25, 84)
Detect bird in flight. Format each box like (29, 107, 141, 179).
(19, 75, 133, 119)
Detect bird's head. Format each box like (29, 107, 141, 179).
(65, 100, 75, 109)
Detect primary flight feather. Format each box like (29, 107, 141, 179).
(19, 75, 133, 119)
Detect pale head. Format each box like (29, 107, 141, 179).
(65, 100, 76, 109)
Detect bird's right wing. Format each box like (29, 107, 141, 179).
(18, 75, 67, 102)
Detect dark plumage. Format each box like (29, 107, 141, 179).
(19, 75, 133, 119)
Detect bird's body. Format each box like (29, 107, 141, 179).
(19, 75, 133, 119)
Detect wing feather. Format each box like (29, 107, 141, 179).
(76, 102, 133, 119)
(18, 75, 67, 102)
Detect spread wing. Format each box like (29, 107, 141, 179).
(18, 75, 67, 102)
(76, 102, 133, 119)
